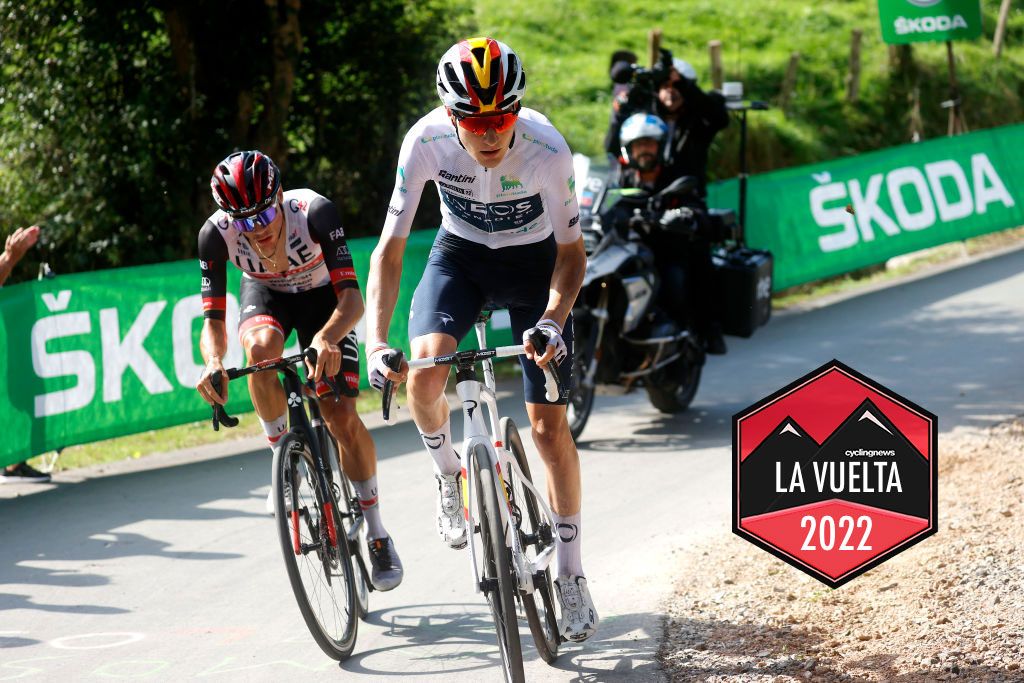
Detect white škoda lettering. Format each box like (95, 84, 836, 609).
(100, 302, 173, 402)
(32, 312, 96, 417)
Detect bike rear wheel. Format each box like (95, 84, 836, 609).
(472, 444, 525, 683)
(500, 417, 560, 663)
(566, 315, 596, 441)
(273, 432, 358, 660)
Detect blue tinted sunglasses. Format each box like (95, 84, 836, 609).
(231, 203, 278, 232)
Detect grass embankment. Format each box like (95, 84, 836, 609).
(475, 0, 1024, 176)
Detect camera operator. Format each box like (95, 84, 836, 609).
(605, 49, 730, 198)
(614, 113, 726, 355)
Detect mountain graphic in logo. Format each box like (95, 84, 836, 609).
(740, 399, 930, 518)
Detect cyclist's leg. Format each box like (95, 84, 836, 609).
(510, 306, 598, 642)
(239, 279, 292, 448)
(407, 238, 483, 549)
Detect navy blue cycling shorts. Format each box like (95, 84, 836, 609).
(408, 231, 573, 405)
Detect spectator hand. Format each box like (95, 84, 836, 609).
(4, 225, 40, 261)
(368, 347, 407, 392)
(523, 319, 567, 368)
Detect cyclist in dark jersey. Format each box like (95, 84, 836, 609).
(365, 38, 598, 642)
(195, 150, 402, 591)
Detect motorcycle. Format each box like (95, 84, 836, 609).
(567, 173, 740, 440)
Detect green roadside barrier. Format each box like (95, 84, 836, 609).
(707, 123, 1023, 290)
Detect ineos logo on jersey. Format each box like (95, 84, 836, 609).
(441, 192, 544, 233)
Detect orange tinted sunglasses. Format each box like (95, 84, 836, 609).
(453, 109, 519, 135)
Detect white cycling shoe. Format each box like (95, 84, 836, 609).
(435, 472, 468, 549)
(554, 575, 599, 643)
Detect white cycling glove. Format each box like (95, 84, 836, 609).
(367, 346, 400, 391)
(523, 319, 567, 366)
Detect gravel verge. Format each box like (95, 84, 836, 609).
(660, 418, 1024, 682)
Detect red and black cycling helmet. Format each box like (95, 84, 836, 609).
(210, 150, 281, 216)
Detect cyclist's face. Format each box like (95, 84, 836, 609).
(245, 193, 285, 252)
(454, 116, 516, 168)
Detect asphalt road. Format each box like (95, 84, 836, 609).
(2, 246, 1023, 682)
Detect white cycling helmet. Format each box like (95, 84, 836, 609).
(619, 113, 669, 168)
(436, 37, 526, 115)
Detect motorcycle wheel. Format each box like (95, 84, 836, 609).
(646, 356, 702, 414)
(566, 324, 596, 441)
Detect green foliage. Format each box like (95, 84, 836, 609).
(0, 0, 465, 278)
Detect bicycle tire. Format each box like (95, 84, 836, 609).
(500, 417, 560, 663)
(273, 432, 358, 660)
(472, 443, 525, 683)
(323, 433, 370, 620)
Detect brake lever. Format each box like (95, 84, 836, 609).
(528, 330, 565, 403)
(382, 350, 406, 424)
(209, 371, 239, 430)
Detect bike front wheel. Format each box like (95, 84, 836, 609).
(324, 433, 370, 620)
(501, 417, 560, 663)
(472, 443, 525, 683)
(273, 432, 358, 660)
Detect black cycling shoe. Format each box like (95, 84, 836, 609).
(366, 536, 404, 592)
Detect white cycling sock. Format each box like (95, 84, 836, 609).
(553, 510, 583, 577)
(351, 475, 388, 541)
(420, 420, 460, 476)
(260, 413, 288, 449)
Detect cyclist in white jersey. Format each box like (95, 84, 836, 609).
(195, 150, 403, 591)
(365, 37, 598, 642)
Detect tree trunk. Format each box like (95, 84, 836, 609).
(257, 0, 303, 166)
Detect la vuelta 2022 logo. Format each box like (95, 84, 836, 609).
(733, 359, 937, 588)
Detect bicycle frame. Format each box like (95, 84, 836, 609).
(408, 320, 558, 596)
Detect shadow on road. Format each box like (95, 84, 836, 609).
(336, 601, 660, 680)
(0, 451, 270, 615)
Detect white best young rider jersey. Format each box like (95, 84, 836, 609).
(381, 106, 582, 249)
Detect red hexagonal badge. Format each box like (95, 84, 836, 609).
(733, 359, 937, 588)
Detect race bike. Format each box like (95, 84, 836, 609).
(567, 170, 740, 440)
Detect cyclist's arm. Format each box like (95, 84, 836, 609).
(307, 195, 363, 341)
(197, 221, 230, 405)
(367, 124, 429, 349)
(366, 235, 407, 349)
(539, 144, 586, 329)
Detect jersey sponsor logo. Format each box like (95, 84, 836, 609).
(335, 245, 350, 258)
(568, 214, 580, 228)
(439, 181, 473, 197)
(520, 132, 558, 154)
(435, 311, 454, 326)
(201, 276, 211, 288)
(243, 304, 257, 314)
(440, 191, 545, 233)
(202, 296, 226, 312)
(422, 434, 445, 449)
(216, 216, 230, 230)
(199, 259, 209, 270)
(387, 204, 404, 217)
(438, 169, 476, 184)
(568, 175, 576, 195)
(288, 198, 308, 213)
(421, 132, 457, 144)
(330, 228, 346, 241)
(330, 267, 357, 283)
(398, 166, 407, 194)
(500, 175, 523, 192)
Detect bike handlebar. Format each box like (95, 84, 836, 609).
(379, 342, 565, 423)
(208, 348, 345, 431)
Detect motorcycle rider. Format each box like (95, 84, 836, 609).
(614, 112, 726, 354)
(604, 51, 729, 353)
